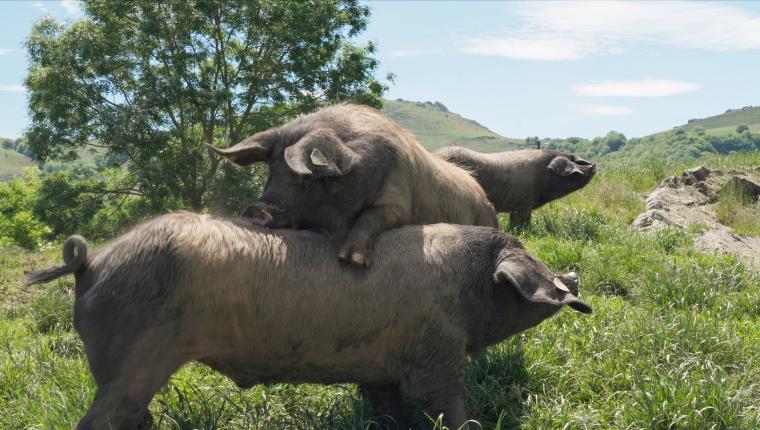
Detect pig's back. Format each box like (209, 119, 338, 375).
(99, 214, 487, 381)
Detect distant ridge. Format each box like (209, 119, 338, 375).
(681, 106, 760, 135)
(381, 99, 525, 152)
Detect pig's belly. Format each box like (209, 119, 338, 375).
(198, 355, 391, 388)
(193, 317, 403, 388)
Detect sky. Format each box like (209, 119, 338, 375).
(1, 1, 759, 140)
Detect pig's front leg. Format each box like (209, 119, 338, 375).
(338, 206, 399, 268)
(509, 209, 532, 229)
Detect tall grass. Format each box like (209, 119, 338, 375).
(716, 179, 760, 236)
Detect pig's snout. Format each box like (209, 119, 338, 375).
(241, 202, 293, 229)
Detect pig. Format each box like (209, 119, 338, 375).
(207, 104, 497, 267)
(434, 147, 597, 227)
(25, 212, 591, 430)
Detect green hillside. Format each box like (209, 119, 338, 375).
(0, 139, 35, 181)
(681, 106, 760, 135)
(546, 105, 760, 165)
(382, 99, 525, 152)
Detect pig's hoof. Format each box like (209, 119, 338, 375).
(338, 246, 370, 268)
(351, 251, 370, 268)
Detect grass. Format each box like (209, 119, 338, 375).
(681, 106, 760, 133)
(0, 147, 35, 181)
(382, 99, 524, 152)
(716, 179, 760, 236)
(2, 153, 760, 429)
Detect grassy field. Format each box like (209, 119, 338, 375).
(681, 106, 760, 135)
(0, 148, 35, 181)
(1, 153, 760, 429)
(382, 99, 525, 153)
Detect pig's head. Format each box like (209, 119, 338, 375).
(208, 128, 385, 234)
(493, 244, 592, 334)
(539, 152, 596, 205)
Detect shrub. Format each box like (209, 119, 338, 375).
(0, 168, 51, 249)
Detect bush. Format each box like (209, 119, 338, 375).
(0, 169, 51, 249)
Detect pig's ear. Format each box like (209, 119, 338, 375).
(284, 129, 359, 178)
(494, 259, 592, 313)
(206, 129, 279, 167)
(547, 156, 583, 177)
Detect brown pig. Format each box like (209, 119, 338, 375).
(208, 104, 497, 267)
(26, 213, 591, 430)
(435, 147, 597, 226)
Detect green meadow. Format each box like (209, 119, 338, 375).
(2, 152, 759, 429)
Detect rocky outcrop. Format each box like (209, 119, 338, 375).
(633, 166, 760, 266)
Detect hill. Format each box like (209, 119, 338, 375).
(681, 106, 760, 135)
(545, 105, 760, 165)
(0, 138, 35, 181)
(381, 99, 525, 152)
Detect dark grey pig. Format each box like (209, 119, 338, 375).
(208, 104, 497, 267)
(26, 213, 591, 430)
(435, 147, 597, 226)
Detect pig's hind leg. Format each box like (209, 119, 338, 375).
(338, 206, 401, 268)
(75, 328, 190, 430)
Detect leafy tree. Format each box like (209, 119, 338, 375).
(602, 131, 626, 152)
(736, 124, 749, 134)
(25, 0, 387, 211)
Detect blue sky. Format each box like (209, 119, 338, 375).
(1, 1, 760, 140)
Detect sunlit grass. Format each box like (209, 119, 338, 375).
(716, 179, 760, 236)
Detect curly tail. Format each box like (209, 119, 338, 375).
(24, 235, 89, 285)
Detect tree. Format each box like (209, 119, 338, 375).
(602, 130, 626, 152)
(736, 124, 749, 134)
(25, 0, 387, 211)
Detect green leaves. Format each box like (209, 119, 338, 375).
(25, 0, 387, 212)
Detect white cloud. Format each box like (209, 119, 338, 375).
(573, 79, 701, 97)
(0, 49, 9, 56)
(460, 1, 760, 60)
(0, 85, 25, 93)
(33, 2, 49, 13)
(60, 0, 81, 15)
(462, 36, 584, 61)
(572, 104, 633, 116)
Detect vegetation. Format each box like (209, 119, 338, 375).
(2, 153, 759, 429)
(716, 178, 760, 236)
(682, 106, 760, 135)
(0, 169, 50, 249)
(0, 146, 35, 182)
(25, 0, 388, 212)
(381, 99, 523, 152)
(546, 126, 760, 165)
